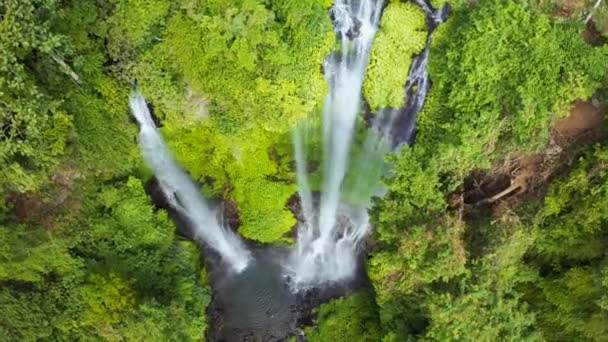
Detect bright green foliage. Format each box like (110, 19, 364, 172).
(130, 0, 336, 242)
(535, 145, 608, 261)
(305, 292, 382, 342)
(297, 117, 390, 207)
(106, 0, 170, 73)
(136, 0, 333, 134)
(420, 0, 608, 173)
(1, 0, 608, 339)
(233, 176, 296, 242)
(431, 0, 450, 8)
(364, 2, 427, 110)
(164, 123, 297, 243)
(81, 272, 137, 326)
(225, 132, 296, 242)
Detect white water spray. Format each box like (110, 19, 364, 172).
(130, 92, 252, 272)
(288, 0, 385, 287)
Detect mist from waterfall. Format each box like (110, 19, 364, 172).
(287, 0, 385, 287)
(129, 92, 252, 273)
(128, 0, 446, 290)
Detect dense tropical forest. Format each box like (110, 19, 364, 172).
(1, 0, 607, 341)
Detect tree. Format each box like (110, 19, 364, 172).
(364, 1, 427, 110)
(0, 0, 72, 192)
(305, 292, 382, 342)
(532, 145, 608, 341)
(0, 178, 210, 341)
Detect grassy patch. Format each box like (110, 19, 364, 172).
(364, 2, 427, 110)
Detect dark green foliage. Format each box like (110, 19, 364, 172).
(0, 0, 72, 192)
(368, 216, 468, 340)
(305, 292, 382, 342)
(1, 0, 608, 340)
(535, 146, 608, 261)
(0, 224, 81, 283)
(1, 1, 335, 339)
(129, 0, 336, 242)
(531, 145, 608, 341)
(423, 217, 541, 341)
(369, 144, 608, 340)
(368, 0, 608, 340)
(371, 147, 446, 245)
(0, 178, 210, 341)
(420, 0, 608, 174)
(1, 1, 211, 337)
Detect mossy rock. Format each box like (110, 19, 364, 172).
(364, 2, 427, 111)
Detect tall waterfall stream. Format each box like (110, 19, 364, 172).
(129, 0, 448, 340)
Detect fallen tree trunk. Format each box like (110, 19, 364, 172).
(586, 0, 603, 24)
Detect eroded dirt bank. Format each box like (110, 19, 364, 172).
(450, 99, 607, 214)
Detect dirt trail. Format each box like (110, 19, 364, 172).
(553, 100, 605, 142)
(453, 99, 606, 211)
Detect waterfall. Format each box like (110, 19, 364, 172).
(129, 92, 252, 273)
(374, 1, 449, 146)
(288, 0, 384, 287)
(128, 0, 447, 290)
(288, 0, 449, 287)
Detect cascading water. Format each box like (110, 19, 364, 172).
(288, 0, 385, 287)
(129, 92, 252, 272)
(374, 1, 449, 146)
(128, 0, 448, 337)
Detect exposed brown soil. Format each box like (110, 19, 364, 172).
(553, 0, 586, 18)
(461, 170, 512, 205)
(452, 99, 607, 214)
(219, 199, 241, 231)
(283, 193, 303, 240)
(582, 21, 607, 46)
(8, 166, 83, 229)
(553, 100, 605, 142)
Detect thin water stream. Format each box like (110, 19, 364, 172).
(130, 93, 251, 273)
(373, 1, 449, 147)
